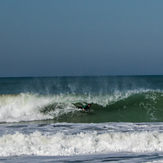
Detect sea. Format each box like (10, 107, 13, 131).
(1, 76, 163, 163)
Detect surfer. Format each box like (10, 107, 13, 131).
(77, 104, 91, 112)
(82, 104, 91, 111)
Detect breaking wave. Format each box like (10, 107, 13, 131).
(0, 89, 163, 123)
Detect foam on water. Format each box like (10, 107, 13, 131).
(0, 93, 83, 122)
(1, 130, 163, 156)
(0, 93, 53, 122)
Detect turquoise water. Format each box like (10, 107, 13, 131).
(1, 76, 163, 162)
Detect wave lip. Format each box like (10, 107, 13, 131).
(0, 131, 163, 156)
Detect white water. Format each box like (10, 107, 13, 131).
(1, 123, 163, 157)
(1, 130, 163, 156)
(0, 93, 78, 122)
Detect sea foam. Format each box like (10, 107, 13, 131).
(0, 131, 163, 156)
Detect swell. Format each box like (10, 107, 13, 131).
(0, 90, 163, 123)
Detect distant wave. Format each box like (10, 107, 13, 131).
(0, 89, 163, 123)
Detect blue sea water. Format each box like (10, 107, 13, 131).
(1, 76, 163, 162)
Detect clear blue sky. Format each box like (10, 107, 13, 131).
(1, 0, 163, 77)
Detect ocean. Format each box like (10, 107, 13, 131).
(1, 76, 163, 162)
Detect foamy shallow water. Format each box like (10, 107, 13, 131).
(1, 122, 163, 162)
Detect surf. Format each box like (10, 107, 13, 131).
(1, 130, 163, 156)
(0, 89, 163, 123)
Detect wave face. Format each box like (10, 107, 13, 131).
(1, 76, 163, 123)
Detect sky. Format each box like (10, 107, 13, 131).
(0, 0, 163, 77)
